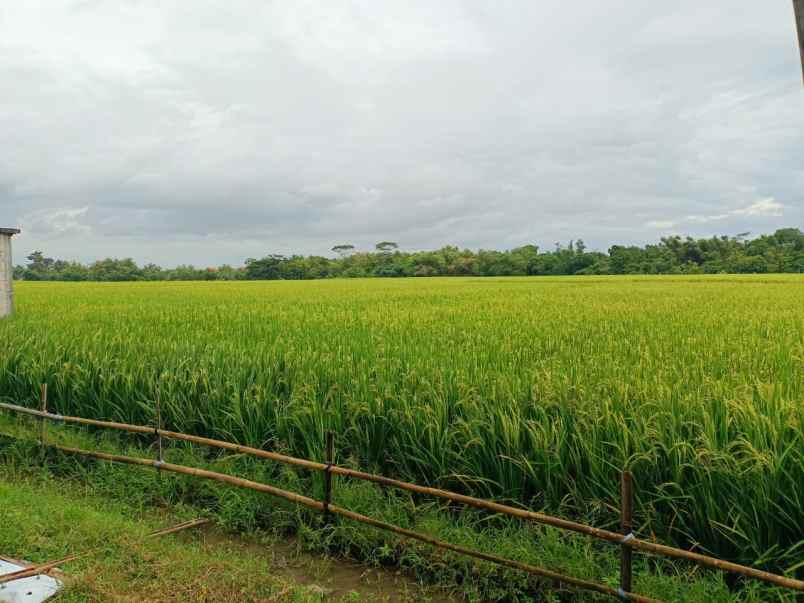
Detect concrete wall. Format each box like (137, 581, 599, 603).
(0, 234, 14, 317)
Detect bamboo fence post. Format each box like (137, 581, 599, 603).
(620, 470, 634, 596)
(323, 430, 334, 524)
(39, 383, 48, 448)
(155, 395, 163, 465)
(154, 393, 164, 485)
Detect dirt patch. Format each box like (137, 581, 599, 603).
(190, 525, 457, 603)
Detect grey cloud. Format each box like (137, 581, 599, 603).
(1, 1, 802, 266)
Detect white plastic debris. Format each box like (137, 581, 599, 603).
(0, 559, 63, 603)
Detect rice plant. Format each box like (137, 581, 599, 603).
(1, 275, 801, 574)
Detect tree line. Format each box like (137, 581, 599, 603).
(14, 228, 804, 282)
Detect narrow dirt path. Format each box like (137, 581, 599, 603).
(193, 526, 456, 602)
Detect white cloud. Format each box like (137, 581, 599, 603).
(731, 197, 785, 217)
(646, 220, 676, 229)
(685, 213, 730, 224)
(645, 197, 787, 231)
(20, 207, 92, 236)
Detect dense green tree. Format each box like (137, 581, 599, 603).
(13, 228, 803, 282)
(26, 251, 54, 272)
(244, 255, 286, 280)
(88, 258, 144, 281)
(331, 244, 355, 258)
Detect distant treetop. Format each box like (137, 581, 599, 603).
(14, 228, 804, 282)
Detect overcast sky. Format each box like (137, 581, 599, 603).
(1, 1, 802, 266)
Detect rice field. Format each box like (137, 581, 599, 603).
(1, 275, 802, 573)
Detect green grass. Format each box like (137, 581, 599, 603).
(0, 467, 325, 602)
(1, 424, 773, 603)
(0, 275, 802, 580)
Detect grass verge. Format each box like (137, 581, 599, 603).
(0, 471, 323, 602)
(0, 413, 793, 602)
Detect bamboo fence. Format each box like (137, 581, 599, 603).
(1, 397, 802, 601)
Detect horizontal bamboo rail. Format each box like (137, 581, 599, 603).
(45, 443, 661, 603)
(1, 400, 802, 593)
(0, 551, 89, 586)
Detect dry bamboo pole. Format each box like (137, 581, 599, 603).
(46, 442, 661, 603)
(0, 403, 155, 435)
(155, 394, 163, 465)
(0, 518, 209, 585)
(620, 471, 634, 595)
(1, 401, 802, 592)
(38, 384, 47, 446)
(0, 551, 88, 585)
(147, 518, 210, 537)
(324, 430, 334, 524)
(36, 384, 48, 467)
